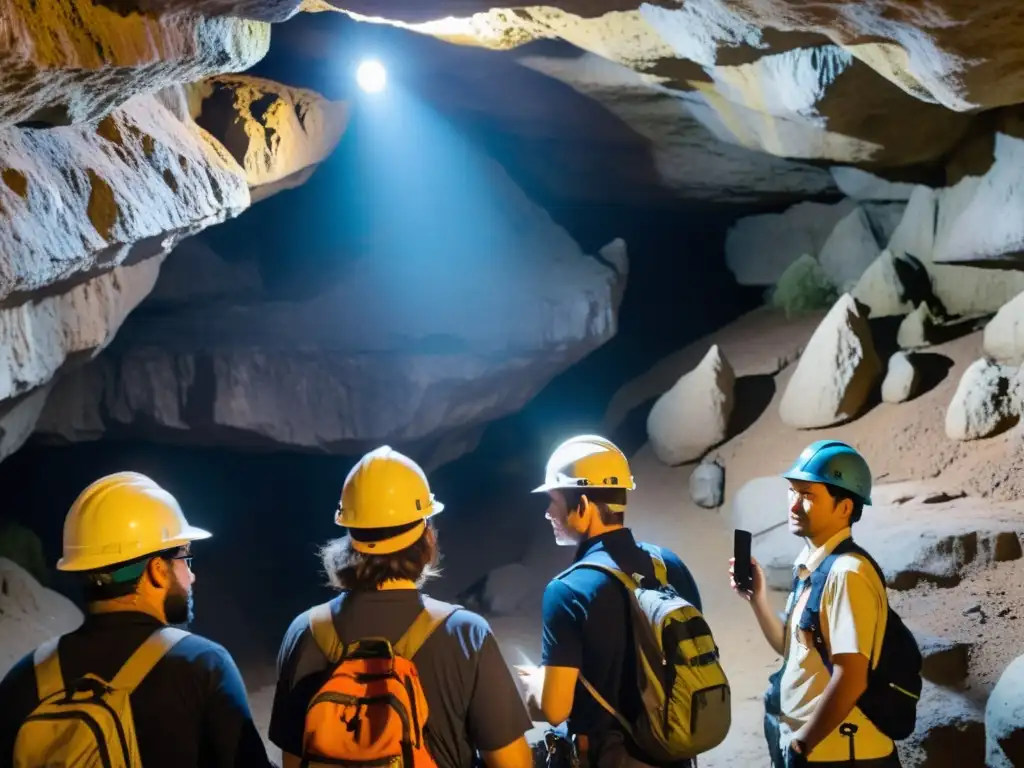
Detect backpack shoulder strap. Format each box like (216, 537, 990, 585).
(32, 637, 64, 701)
(798, 538, 867, 674)
(641, 543, 669, 586)
(393, 596, 461, 660)
(556, 560, 640, 593)
(110, 627, 190, 692)
(308, 599, 344, 664)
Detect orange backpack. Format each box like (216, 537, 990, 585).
(301, 596, 459, 768)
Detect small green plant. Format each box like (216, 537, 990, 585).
(769, 254, 839, 318)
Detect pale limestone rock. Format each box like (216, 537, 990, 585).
(0, 387, 53, 463)
(984, 291, 1024, 364)
(851, 249, 914, 318)
(935, 134, 1024, 264)
(0, 558, 83, 678)
(647, 345, 735, 466)
(830, 167, 917, 201)
(0, 94, 248, 300)
(986, 654, 1024, 768)
(598, 237, 629, 309)
(898, 303, 937, 350)
(0, 1, 269, 129)
(187, 76, 349, 199)
(689, 458, 725, 509)
(945, 359, 1019, 441)
(818, 205, 885, 291)
(0, 257, 164, 405)
(725, 200, 855, 286)
(882, 352, 918, 404)
(36, 146, 625, 464)
(518, 53, 835, 204)
(779, 293, 881, 429)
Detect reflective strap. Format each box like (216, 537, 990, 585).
(111, 627, 190, 691)
(579, 674, 633, 736)
(33, 638, 63, 701)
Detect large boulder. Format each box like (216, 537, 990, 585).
(779, 293, 882, 429)
(35, 146, 626, 466)
(830, 167, 916, 202)
(983, 291, 1024, 364)
(647, 344, 735, 466)
(0, 558, 83, 678)
(899, 683, 985, 768)
(986, 654, 1024, 768)
(818, 204, 904, 292)
(945, 359, 1020, 441)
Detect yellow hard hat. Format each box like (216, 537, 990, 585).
(58, 472, 211, 572)
(335, 446, 443, 555)
(533, 434, 636, 493)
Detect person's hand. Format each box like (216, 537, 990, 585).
(785, 739, 809, 768)
(514, 664, 545, 721)
(728, 556, 767, 603)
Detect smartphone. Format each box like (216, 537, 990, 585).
(733, 529, 753, 593)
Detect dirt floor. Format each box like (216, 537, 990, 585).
(245, 307, 1024, 767)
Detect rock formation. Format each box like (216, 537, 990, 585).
(778, 293, 881, 429)
(945, 359, 1019, 441)
(0, 558, 83, 678)
(689, 458, 725, 509)
(647, 344, 735, 466)
(986, 655, 1024, 767)
(984, 291, 1024, 364)
(35, 146, 627, 463)
(881, 351, 918, 404)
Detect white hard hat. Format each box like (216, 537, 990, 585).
(533, 434, 636, 493)
(336, 446, 443, 555)
(58, 472, 211, 572)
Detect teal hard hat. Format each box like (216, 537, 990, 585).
(782, 440, 873, 505)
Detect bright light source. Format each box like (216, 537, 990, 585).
(356, 59, 387, 94)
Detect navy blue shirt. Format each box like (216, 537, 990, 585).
(541, 529, 702, 742)
(0, 612, 271, 768)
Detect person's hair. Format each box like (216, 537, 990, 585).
(562, 487, 627, 526)
(79, 548, 180, 603)
(825, 484, 864, 524)
(320, 520, 441, 591)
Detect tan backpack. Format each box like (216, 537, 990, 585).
(13, 627, 189, 768)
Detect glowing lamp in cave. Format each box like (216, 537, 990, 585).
(356, 59, 387, 94)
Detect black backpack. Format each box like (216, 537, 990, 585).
(799, 538, 922, 740)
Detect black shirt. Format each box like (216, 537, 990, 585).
(270, 589, 532, 768)
(0, 612, 271, 768)
(541, 529, 703, 739)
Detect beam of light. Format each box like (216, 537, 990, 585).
(356, 59, 387, 93)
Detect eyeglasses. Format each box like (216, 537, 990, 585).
(171, 554, 193, 569)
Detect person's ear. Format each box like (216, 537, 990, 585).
(835, 496, 853, 523)
(146, 557, 171, 590)
(574, 494, 592, 529)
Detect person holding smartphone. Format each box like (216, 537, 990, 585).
(729, 440, 903, 768)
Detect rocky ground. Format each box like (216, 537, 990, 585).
(371, 304, 1024, 768)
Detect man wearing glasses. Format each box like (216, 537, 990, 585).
(0, 471, 272, 768)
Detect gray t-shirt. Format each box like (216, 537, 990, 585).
(269, 589, 532, 768)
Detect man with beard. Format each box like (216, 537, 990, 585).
(0, 471, 272, 768)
